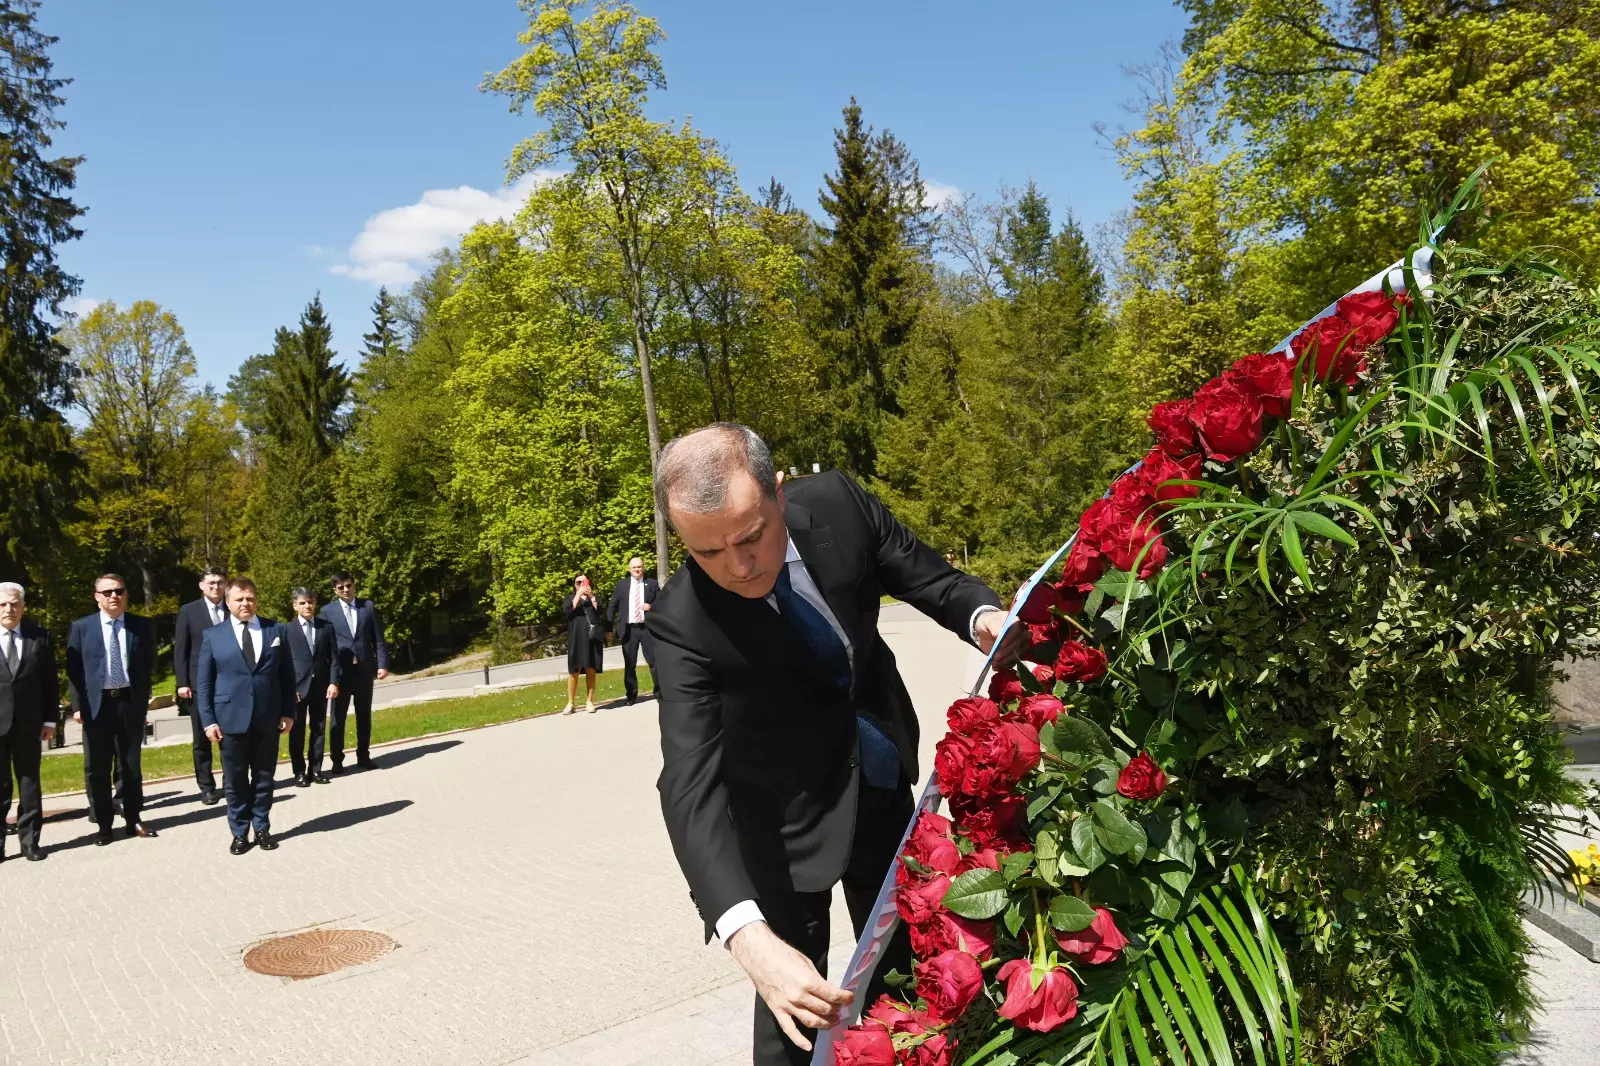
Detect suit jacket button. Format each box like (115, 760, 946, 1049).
(847, 755, 858, 769)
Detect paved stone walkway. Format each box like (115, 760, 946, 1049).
(2, 604, 1593, 1065)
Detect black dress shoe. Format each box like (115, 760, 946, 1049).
(295, 774, 311, 788)
(357, 757, 378, 771)
(95, 829, 114, 846)
(21, 844, 47, 861)
(200, 790, 221, 806)
(312, 772, 331, 784)
(125, 822, 157, 839)
(256, 830, 278, 851)
(230, 835, 250, 855)
(329, 763, 345, 776)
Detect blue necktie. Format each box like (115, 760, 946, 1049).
(106, 620, 128, 688)
(772, 564, 900, 789)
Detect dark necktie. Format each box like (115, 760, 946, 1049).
(771, 564, 900, 788)
(242, 623, 256, 670)
(6, 630, 18, 673)
(107, 620, 128, 688)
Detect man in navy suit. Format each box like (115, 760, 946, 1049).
(66, 573, 157, 845)
(286, 587, 340, 787)
(322, 570, 389, 773)
(172, 566, 229, 805)
(196, 577, 295, 854)
(0, 582, 58, 861)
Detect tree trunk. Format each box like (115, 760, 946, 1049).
(631, 296, 669, 582)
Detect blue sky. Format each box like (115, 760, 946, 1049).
(42, 0, 1190, 391)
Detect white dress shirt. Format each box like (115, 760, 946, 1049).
(714, 538, 1003, 947)
(229, 614, 263, 652)
(99, 612, 131, 688)
(629, 577, 645, 624)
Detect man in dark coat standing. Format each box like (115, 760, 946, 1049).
(321, 571, 389, 772)
(606, 555, 659, 703)
(286, 587, 339, 786)
(66, 573, 157, 845)
(172, 566, 228, 805)
(0, 582, 58, 861)
(196, 577, 295, 854)
(648, 424, 1008, 1065)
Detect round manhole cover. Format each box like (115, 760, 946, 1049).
(243, 929, 397, 979)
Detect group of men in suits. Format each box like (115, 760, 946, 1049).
(649, 424, 1009, 1065)
(0, 567, 390, 859)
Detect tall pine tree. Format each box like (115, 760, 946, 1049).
(0, 0, 84, 603)
(810, 99, 929, 478)
(357, 286, 403, 398)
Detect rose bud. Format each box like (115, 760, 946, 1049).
(833, 1023, 895, 1066)
(1147, 398, 1197, 456)
(905, 1030, 956, 1066)
(1054, 640, 1108, 684)
(916, 949, 985, 1023)
(1030, 663, 1055, 687)
(1189, 376, 1265, 462)
(1116, 751, 1169, 800)
(988, 665, 1024, 705)
(1057, 906, 1131, 965)
(866, 993, 923, 1034)
(996, 958, 1081, 1032)
(1017, 693, 1065, 728)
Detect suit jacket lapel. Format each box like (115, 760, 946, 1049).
(785, 503, 863, 672)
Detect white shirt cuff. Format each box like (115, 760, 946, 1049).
(968, 604, 1003, 644)
(715, 900, 766, 947)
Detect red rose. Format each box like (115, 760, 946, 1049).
(1189, 376, 1264, 462)
(1054, 640, 1107, 684)
(996, 959, 1080, 1032)
(1108, 474, 1158, 524)
(1059, 537, 1105, 591)
(1016, 580, 1063, 626)
(1147, 399, 1197, 456)
(955, 845, 1010, 875)
(1116, 751, 1169, 800)
(949, 793, 1028, 850)
(1134, 447, 1203, 509)
(896, 873, 951, 928)
(865, 995, 922, 1034)
(1229, 352, 1294, 417)
(1056, 906, 1131, 965)
(1025, 622, 1058, 651)
(946, 697, 1001, 735)
(909, 909, 996, 961)
(1054, 581, 1087, 616)
(905, 811, 962, 877)
(916, 949, 984, 1023)
(834, 1024, 895, 1066)
(1093, 511, 1168, 578)
(971, 721, 1041, 789)
(934, 733, 993, 798)
(1290, 314, 1364, 385)
(1017, 693, 1065, 728)
(987, 666, 1024, 705)
(905, 1031, 956, 1066)
(1030, 663, 1055, 687)
(1337, 290, 1408, 349)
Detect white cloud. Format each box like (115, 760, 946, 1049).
(924, 181, 962, 211)
(331, 171, 561, 286)
(61, 295, 103, 318)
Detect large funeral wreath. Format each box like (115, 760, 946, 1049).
(834, 180, 1600, 1066)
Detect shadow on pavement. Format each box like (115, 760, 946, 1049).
(373, 739, 462, 770)
(145, 793, 297, 835)
(279, 799, 413, 840)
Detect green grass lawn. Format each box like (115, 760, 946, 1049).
(40, 666, 652, 796)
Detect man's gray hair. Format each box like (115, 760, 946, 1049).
(291, 586, 315, 602)
(0, 581, 24, 602)
(654, 423, 777, 518)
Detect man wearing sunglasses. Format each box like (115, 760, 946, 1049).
(65, 574, 157, 845)
(321, 571, 389, 772)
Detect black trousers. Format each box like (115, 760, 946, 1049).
(621, 626, 656, 700)
(83, 692, 145, 831)
(329, 669, 374, 765)
(752, 776, 915, 1066)
(220, 717, 279, 837)
(179, 695, 217, 791)
(289, 692, 327, 777)
(0, 725, 45, 850)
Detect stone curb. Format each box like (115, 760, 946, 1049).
(1522, 887, 1600, 962)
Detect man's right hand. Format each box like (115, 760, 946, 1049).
(727, 921, 853, 1051)
(177, 686, 193, 700)
(204, 724, 222, 743)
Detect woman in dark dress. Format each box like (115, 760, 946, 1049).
(562, 572, 605, 713)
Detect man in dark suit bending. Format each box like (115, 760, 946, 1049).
(286, 587, 339, 786)
(0, 582, 58, 861)
(606, 555, 659, 703)
(649, 424, 1007, 1065)
(322, 571, 389, 772)
(196, 577, 295, 854)
(173, 566, 228, 805)
(66, 574, 157, 845)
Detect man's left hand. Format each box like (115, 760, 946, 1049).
(641, 602, 651, 612)
(974, 608, 1021, 658)
(40, 724, 55, 742)
(278, 717, 293, 734)
(376, 668, 389, 680)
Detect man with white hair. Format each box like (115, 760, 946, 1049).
(649, 423, 1008, 1065)
(0, 582, 58, 862)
